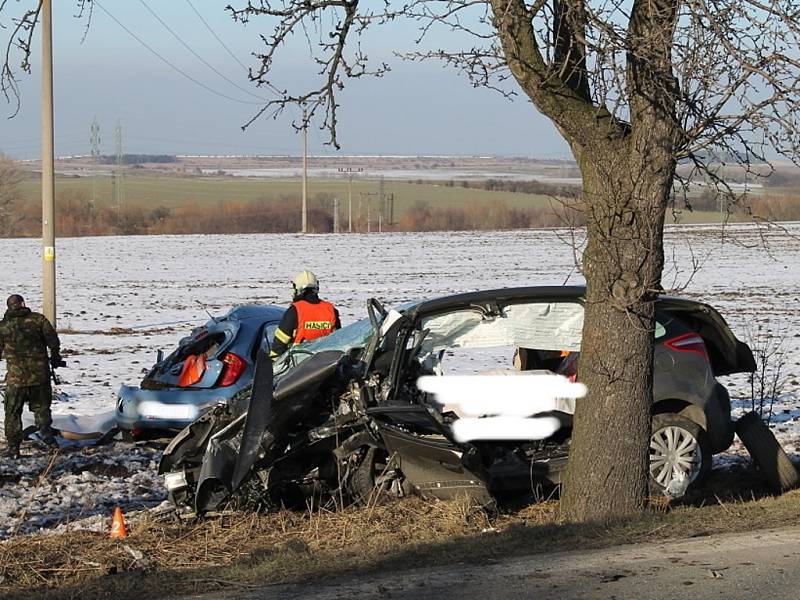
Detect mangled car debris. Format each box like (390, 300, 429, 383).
(159, 286, 756, 517)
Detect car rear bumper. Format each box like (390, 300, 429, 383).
(116, 385, 229, 431)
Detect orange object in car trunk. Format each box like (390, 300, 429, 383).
(178, 354, 207, 387)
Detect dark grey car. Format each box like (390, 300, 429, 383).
(116, 305, 284, 434)
(160, 286, 755, 515)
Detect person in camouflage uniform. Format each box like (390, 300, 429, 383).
(0, 294, 63, 458)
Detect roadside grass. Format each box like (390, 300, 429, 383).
(1, 462, 798, 600)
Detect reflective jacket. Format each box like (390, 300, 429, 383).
(270, 293, 341, 360)
(293, 300, 337, 344)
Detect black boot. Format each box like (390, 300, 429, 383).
(41, 436, 59, 450)
(39, 427, 59, 449)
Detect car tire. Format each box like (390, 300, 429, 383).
(349, 447, 398, 507)
(735, 411, 799, 493)
(649, 413, 711, 496)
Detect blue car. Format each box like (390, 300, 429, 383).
(116, 305, 284, 435)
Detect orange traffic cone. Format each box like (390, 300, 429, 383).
(110, 506, 128, 539)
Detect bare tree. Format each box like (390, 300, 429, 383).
(0, 153, 23, 235)
(223, 0, 799, 522)
(3, 0, 799, 522)
(744, 319, 789, 427)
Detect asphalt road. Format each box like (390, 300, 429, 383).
(195, 526, 800, 600)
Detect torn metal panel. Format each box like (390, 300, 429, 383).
(231, 349, 274, 491)
(380, 427, 492, 505)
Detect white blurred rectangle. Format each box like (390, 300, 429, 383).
(417, 373, 586, 442)
(138, 401, 199, 421)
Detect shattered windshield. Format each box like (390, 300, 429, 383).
(273, 317, 375, 373)
(302, 318, 374, 354)
(273, 300, 420, 374)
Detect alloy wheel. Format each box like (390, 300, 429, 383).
(649, 425, 702, 489)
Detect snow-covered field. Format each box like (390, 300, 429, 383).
(0, 223, 798, 538)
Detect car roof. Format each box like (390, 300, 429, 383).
(224, 305, 285, 321)
(404, 286, 713, 318)
(407, 286, 587, 316)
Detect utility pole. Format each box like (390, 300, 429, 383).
(41, 0, 56, 327)
(301, 107, 308, 233)
(378, 175, 385, 217)
(337, 167, 363, 233)
(378, 176, 385, 232)
(360, 191, 379, 233)
(114, 121, 124, 219)
(89, 117, 101, 215)
(333, 197, 340, 233)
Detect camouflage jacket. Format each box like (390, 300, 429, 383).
(0, 307, 60, 387)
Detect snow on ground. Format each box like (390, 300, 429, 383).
(0, 223, 798, 538)
(0, 442, 166, 539)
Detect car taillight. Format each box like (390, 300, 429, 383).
(664, 333, 709, 362)
(218, 353, 246, 387)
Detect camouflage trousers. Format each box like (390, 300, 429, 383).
(3, 383, 53, 450)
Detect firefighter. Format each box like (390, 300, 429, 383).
(270, 271, 340, 360)
(0, 294, 64, 458)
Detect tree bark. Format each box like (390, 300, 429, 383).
(558, 0, 680, 521)
(560, 140, 674, 521)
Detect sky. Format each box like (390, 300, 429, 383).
(0, 1, 569, 159)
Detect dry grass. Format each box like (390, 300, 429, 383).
(0, 496, 502, 599)
(2, 480, 800, 600)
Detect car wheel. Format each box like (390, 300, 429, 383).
(735, 411, 799, 492)
(649, 413, 711, 496)
(349, 447, 400, 507)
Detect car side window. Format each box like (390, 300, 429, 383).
(655, 320, 666, 339)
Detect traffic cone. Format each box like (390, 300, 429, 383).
(110, 506, 128, 539)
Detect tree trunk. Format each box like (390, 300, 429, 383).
(488, 0, 680, 522)
(561, 141, 675, 521)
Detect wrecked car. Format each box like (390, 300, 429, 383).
(117, 305, 284, 435)
(159, 287, 755, 516)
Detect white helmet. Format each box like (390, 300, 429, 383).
(292, 270, 319, 299)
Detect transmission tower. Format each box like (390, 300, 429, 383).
(89, 117, 101, 213)
(114, 120, 124, 217)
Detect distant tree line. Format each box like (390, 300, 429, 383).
(99, 154, 177, 165)
(415, 178, 582, 199)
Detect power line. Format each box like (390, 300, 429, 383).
(93, 0, 262, 106)
(184, 0, 285, 100)
(182, 1, 326, 153)
(185, 0, 248, 73)
(2, 132, 87, 145)
(138, 0, 269, 103)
